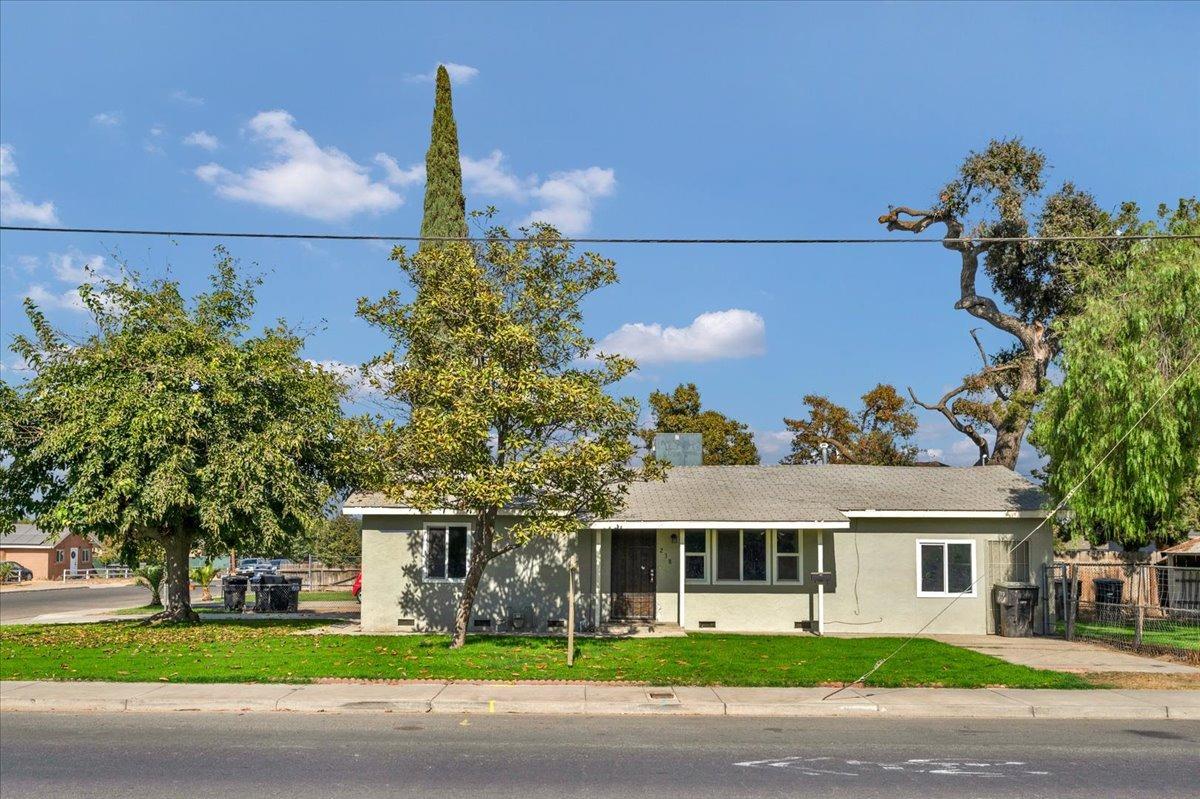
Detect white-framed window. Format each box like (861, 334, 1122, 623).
(715, 529, 769, 583)
(774, 530, 803, 583)
(423, 524, 470, 582)
(81, 549, 91, 563)
(916, 539, 976, 597)
(684, 530, 708, 583)
(55, 550, 64, 563)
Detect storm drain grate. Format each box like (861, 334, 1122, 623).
(647, 691, 676, 701)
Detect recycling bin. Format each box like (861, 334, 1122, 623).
(222, 575, 249, 612)
(994, 582, 1039, 637)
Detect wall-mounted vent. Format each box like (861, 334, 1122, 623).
(473, 618, 492, 629)
(698, 620, 716, 629)
(397, 618, 415, 628)
(546, 619, 566, 629)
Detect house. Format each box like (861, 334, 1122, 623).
(0, 524, 95, 580)
(1158, 534, 1200, 611)
(348, 458, 1054, 636)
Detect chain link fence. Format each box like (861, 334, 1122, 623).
(1044, 561, 1199, 663)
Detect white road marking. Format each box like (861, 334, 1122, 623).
(735, 756, 1053, 778)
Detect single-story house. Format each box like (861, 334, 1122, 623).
(1159, 534, 1200, 610)
(0, 524, 95, 580)
(347, 462, 1053, 636)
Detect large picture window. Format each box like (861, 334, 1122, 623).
(684, 530, 708, 582)
(424, 525, 469, 581)
(715, 529, 768, 583)
(917, 540, 976, 597)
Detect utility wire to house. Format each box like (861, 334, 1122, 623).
(824, 345, 1200, 699)
(2, 225, 1198, 246)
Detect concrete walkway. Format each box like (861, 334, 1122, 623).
(3, 679, 1197, 719)
(930, 634, 1199, 674)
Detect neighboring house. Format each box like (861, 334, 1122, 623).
(1159, 534, 1200, 610)
(348, 460, 1054, 636)
(0, 524, 95, 580)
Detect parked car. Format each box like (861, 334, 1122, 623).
(352, 572, 362, 603)
(268, 558, 294, 570)
(1, 561, 35, 582)
(236, 557, 274, 576)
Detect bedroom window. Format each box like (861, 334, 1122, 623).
(684, 530, 708, 582)
(917, 540, 976, 597)
(424, 525, 469, 581)
(774, 531, 802, 583)
(715, 529, 768, 583)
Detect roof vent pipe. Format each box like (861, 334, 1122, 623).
(818, 442, 830, 465)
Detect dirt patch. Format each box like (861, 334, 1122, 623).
(1082, 671, 1200, 690)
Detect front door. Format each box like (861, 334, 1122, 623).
(611, 531, 656, 620)
(68, 547, 79, 574)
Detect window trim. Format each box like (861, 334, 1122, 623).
(713, 529, 770, 585)
(683, 529, 710, 584)
(421, 523, 472, 583)
(915, 539, 977, 598)
(772, 530, 804, 585)
(55, 550, 64, 563)
(81, 549, 91, 562)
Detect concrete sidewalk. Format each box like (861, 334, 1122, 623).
(3, 680, 1197, 719)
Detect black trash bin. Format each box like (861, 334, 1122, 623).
(222, 575, 249, 612)
(995, 582, 1039, 637)
(284, 576, 302, 612)
(1093, 578, 1124, 606)
(252, 573, 284, 612)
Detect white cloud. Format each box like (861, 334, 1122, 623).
(460, 150, 528, 198)
(149, 125, 165, 137)
(406, 63, 480, 84)
(374, 153, 425, 187)
(307, 359, 388, 399)
(17, 250, 113, 314)
(520, 167, 616, 236)
(753, 429, 792, 460)
(183, 130, 219, 150)
(91, 111, 122, 126)
(596, 309, 766, 364)
(170, 89, 204, 106)
(923, 448, 944, 460)
(196, 110, 402, 221)
(23, 283, 86, 312)
(0, 144, 59, 225)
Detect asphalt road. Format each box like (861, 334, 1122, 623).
(1, 713, 1197, 798)
(0, 584, 188, 623)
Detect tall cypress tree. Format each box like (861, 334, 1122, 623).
(420, 65, 468, 247)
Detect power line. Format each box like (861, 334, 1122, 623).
(823, 345, 1200, 700)
(2, 225, 1197, 246)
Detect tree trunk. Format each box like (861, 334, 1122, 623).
(159, 531, 200, 623)
(451, 544, 489, 649)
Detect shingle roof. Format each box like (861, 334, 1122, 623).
(345, 465, 1047, 522)
(0, 523, 70, 548)
(1160, 536, 1200, 555)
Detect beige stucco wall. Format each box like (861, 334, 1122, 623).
(359, 514, 1052, 636)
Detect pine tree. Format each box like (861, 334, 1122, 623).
(420, 65, 468, 246)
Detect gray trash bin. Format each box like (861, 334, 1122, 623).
(222, 575, 249, 612)
(995, 582, 1039, 637)
(252, 573, 284, 612)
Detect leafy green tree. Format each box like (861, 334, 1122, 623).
(1032, 201, 1200, 546)
(782, 384, 918, 465)
(420, 64, 468, 246)
(358, 224, 661, 648)
(308, 514, 362, 568)
(641, 383, 759, 465)
(882, 139, 1143, 468)
(0, 249, 361, 621)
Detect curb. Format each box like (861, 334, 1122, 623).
(3, 681, 1196, 719)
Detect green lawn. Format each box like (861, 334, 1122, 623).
(0, 621, 1088, 688)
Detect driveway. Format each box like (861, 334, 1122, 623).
(931, 634, 1199, 675)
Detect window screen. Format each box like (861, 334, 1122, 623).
(447, 527, 468, 579)
(716, 531, 740, 581)
(920, 543, 944, 593)
(425, 529, 447, 579)
(947, 543, 973, 593)
(684, 531, 707, 581)
(742, 530, 767, 581)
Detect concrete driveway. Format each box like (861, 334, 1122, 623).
(931, 634, 1199, 675)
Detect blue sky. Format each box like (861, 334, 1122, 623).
(2, 1, 1197, 470)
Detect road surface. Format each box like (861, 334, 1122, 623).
(0, 584, 200, 623)
(1, 712, 1196, 798)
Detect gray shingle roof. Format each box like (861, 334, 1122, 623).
(345, 465, 1046, 522)
(0, 523, 69, 548)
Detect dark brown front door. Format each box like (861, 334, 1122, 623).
(611, 531, 656, 620)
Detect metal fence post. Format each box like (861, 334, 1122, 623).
(1065, 563, 1078, 641)
(1133, 564, 1145, 648)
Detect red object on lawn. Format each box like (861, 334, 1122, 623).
(352, 572, 362, 603)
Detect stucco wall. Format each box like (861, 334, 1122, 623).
(360, 514, 1052, 636)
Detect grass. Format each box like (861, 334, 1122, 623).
(1056, 619, 1199, 651)
(113, 591, 354, 615)
(0, 621, 1089, 688)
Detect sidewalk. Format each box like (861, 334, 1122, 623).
(0, 578, 138, 593)
(3, 680, 1197, 719)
